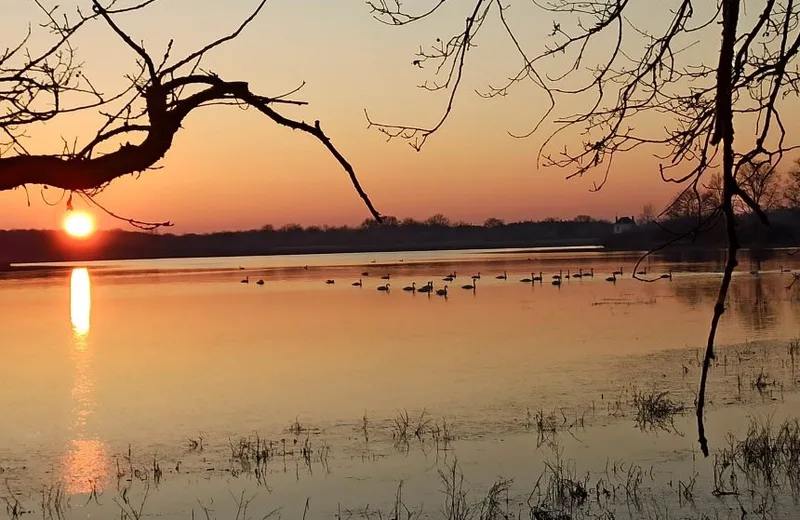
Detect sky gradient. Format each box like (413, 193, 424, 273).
(0, 0, 717, 232)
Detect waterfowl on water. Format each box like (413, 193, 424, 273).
(352, 279, 363, 287)
(496, 271, 507, 280)
(403, 282, 417, 292)
(436, 285, 448, 296)
(325, 279, 335, 284)
(377, 283, 390, 291)
(520, 273, 534, 283)
(606, 273, 617, 282)
(381, 273, 391, 280)
(256, 279, 265, 285)
(417, 282, 433, 293)
(240, 276, 249, 284)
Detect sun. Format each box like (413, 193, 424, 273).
(63, 211, 95, 239)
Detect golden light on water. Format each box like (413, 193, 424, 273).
(64, 267, 109, 494)
(70, 268, 91, 336)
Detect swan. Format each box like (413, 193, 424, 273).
(361, 271, 369, 276)
(352, 279, 363, 287)
(403, 282, 417, 292)
(377, 283, 390, 291)
(461, 279, 476, 290)
(605, 273, 617, 282)
(520, 273, 534, 283)
(496, 271, 507, 280)
(240, 276, 249, 284)
(418, 282, 433, 293)
(471, 273, 481, 280)
(256, 279, 265, 285)
(436, 285, 448, 296)
(660, 270, 673, 280)
(325, 279, 335, 284)
(381, 273, 391, 280)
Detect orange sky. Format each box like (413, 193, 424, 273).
(0, 0, 764, 232)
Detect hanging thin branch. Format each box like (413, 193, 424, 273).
(0, 0, 383, 227)
(368, 0, 800, 455)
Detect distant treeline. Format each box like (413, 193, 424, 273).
(605, 209, 800, 252)
(1, 211, 798, 266)
(1, 214, 610, 264)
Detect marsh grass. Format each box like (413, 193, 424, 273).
(391, 409, 449, 451)
(2, 482, 27, 520)
(337, 481, 422, 520)
(632, 390, 685, 433)
(39, 483, 68, 520)
(524, 408, 586, 449)
(187, 436, 204, 452)
(713, 416, 800, 497)
(194, 490, 280, 520)
(227, 432, 330, 484)
(439, 459, 512, 520)
(528, 454, 589, 519)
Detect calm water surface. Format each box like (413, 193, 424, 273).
(1, 247, 800, 519)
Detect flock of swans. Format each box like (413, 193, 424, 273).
(238, 266, 675, 296)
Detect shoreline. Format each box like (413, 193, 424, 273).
(4, 243, 794, 271)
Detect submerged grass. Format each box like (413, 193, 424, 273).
(632, 390, 685, 433)
(714, 416, 800, 496)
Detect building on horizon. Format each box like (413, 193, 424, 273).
(612, 216, 637, 234)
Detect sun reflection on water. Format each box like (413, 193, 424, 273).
(63, 268, 109, 495)
(70, 268, 91, 337)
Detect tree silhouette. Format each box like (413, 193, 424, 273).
(0, 0, 382, 227)
(786, 159, 800, 210)
(637, 204, 657, 225)
(367, 0, 800, 456)
(483, 217, 505, 228)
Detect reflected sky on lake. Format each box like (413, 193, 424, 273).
(1, 250, 800, 495)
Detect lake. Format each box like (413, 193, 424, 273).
(1, 247, 799, 520)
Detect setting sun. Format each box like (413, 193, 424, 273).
(63, 211, 95, 239)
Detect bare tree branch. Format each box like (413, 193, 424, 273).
(0, 0, 383, 227)
(368, 0, 800, 455)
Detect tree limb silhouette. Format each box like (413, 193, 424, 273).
(0, 0, 382, 224)
(368, 0, 800, 455)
